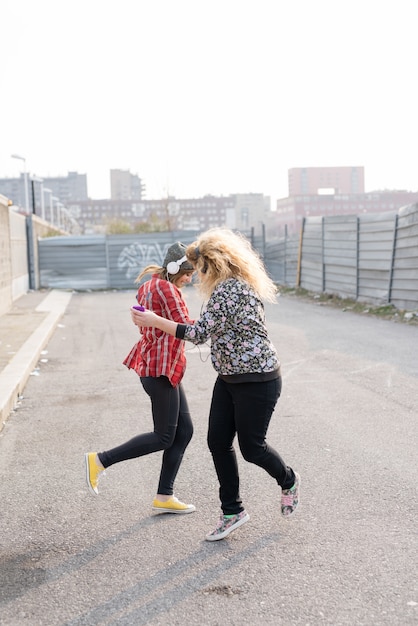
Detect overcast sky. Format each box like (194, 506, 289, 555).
(1, 0, 416, 203)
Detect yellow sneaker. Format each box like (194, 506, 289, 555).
(84, 452, 105, 495)
(152, 496, 195, 514)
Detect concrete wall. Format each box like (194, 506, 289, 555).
(0, 195, 13, 316)
(0, 194, 65, 315)
(9, 207, 29, 299)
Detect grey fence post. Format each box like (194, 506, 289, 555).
(284, 224, 288, 285)
(296, 217, 306, 287)
(356, 216, 360, 300)
(26, 215, 36, 290)
(388, 214, 399, 304)
(105, 235, 111, 289)
(321, 217, 325, 292)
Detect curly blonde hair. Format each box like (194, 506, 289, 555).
(186, 228, 277, 302)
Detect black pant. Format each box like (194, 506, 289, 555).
(99, 376, 193, 495)
(207, 376, 295, 515)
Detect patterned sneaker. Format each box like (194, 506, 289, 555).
(205, 511, 250, 542)
(84, 452, 105, 495)
(152, 496, 196, 514)
(281, 472, 301, 517)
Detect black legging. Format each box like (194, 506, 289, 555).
(207, 376, 295, 515)
(98, 376, 193, 495)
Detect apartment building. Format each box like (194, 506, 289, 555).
(276, 167, 418, 235)
(110, 169, 145, 200)
(0, 171, 88, 214)
(68, 193, 270, 235)
(288, 166, 365, 196)
(40, 171, 88, 204)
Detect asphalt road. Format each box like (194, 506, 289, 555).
(0, 289, 417, 626)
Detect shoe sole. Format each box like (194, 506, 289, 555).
(84, 453, 99, 496)
(152, 505, 196, 515)
(205, 513, 250, 542)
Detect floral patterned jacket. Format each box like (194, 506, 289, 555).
(176, 278, 280, 381)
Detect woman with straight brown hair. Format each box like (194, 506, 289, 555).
(85, 242, 196, 515)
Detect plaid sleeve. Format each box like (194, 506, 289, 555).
(157, 280, 193, 324)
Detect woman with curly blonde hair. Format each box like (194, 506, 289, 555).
(131, 228, 300, 541)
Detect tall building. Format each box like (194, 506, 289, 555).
(110, 169, 145, 200)
(288, 166, 365, 196)
(0, 171, 88, 211)
(41, 171, 88, 204)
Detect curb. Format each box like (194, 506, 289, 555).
(0, 290, 73, 431)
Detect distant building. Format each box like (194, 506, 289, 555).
(288, 166, 365, 196)
(110, 169, 145, 200)
(233, 193, 271, 231)
(0, 171, 88, 213)
(0, 176, 25, 208)
(0, 167, 270, 236)
(41, 171, 88, 204)
(67, 193, 271, 235)
(275, 167, 418, 235)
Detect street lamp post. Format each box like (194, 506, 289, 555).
(31, 176, 44, 219)
(43, 188, 53, 222)
(56, 201, 62, 229)
(40, 181, 45, 220)
(52, 196, 59, 226)
(11, 153, 29, 213)
(61, 207, 70, 232)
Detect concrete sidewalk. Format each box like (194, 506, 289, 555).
(0, 289, 73, 430)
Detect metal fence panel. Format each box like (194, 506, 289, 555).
(39, 235, 108, 290)
(37, 205, 418, 310)
(356, 212, 396, 304)
(39, 232, 200, 290)
(107, 232, 199, 289)
(390, 205, 418, 309)
(264, 237, 299, 286)
(323, 215, 358, 299)
(283, 238, 299, 286)
(299, 217, 323, 291)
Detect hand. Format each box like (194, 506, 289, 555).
(131, 307, 158, 328)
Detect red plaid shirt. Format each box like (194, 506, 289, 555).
(123, 275, 193, 387)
